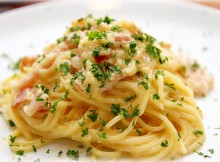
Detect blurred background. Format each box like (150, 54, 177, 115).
(0, 0, 220, 13)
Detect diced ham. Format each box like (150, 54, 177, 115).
(12, 88, 48, 116)
(11, 88, 31, 107)
(71, 56, 82, 69)
(185, 68, 213, 97)
(114, 33, 131, 42)
(19, 56, 37, 72)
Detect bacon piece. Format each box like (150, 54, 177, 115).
(11, 88, 31, 107)
(19, 56, 37, 71)
(71, 56, 82, 69)
(114, 33, 131, 42)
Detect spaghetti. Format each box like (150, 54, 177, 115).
(0, 15, 213, 160)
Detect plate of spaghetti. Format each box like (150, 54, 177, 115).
(0, 0, 220, 161)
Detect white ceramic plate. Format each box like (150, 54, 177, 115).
(0, 0, 220, 161)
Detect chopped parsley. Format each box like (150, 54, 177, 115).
(109, 65, 122, 74)
(146, 44, 161, 59)
(153, 93, 160, 100)
(85, 84, 91, 93)
(70, 72, 85, 85)
(32, 145, 37, 152)
(9, 135, 16, 144)
(71, 33, 80, 45)
(78, 117, 85, 127)
(177, 132, 182, 141)
(87, 110, 98, 122)
(191, 62, 200, 69)
(81, 128, 89, 137)
(66, 149, 79, 160)
(144, 33, 156, 44)
(111, 25, 122, 32)
(97, 16, 114, 25)
(46, 149, 50, 154)
(136, 129, 142, 136)
(59, 62, 71, 75)
(208, 149, 214, 154)
(16, 150, 24, 156)
(164, 83, 176, 90)
(161, 140, 169, 147)
(9, 120, 15, 127)
(132, 105, 140, 117)
(86, 147, 93, 156)
(133, 34, 144, 42)
(129, 41, 137, 57)
(124, 58, 131, 65)
(155, 70, 164, 79)
(87, 31, 107, 41)
(58, 150, 63, 157)
(122, 108, 131, 118)
(12, 58, 21, 70)
(97, 132, 107, 139)
(92, 48, 102, 57)
(197, 152, 211, 158)
(82, 59, 87, 70)
(50, 97, 63, 113)
(101, 42, 113, 48)
(100, 118, 107, 126)
(90, 63, 110, 88)
(125, 94, 137, 102)
(110, 104, 121, 116)
(172, 99, 177, 102)
(138, 81, 149, 90)
(193, 130, 203, 137)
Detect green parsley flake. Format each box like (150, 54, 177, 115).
(16, 150, 24, 156)
(110, 104, 121, 116)
(125, 94, 137, 102)
(97, 132, 107, 139)
(129, 41, 137, 57)
(136, 129, 142, 136)
(193, 130, 203, 137)
(164, 83, 176, 90)
(138, 81, 149, 90)
(146, 44, 161, 59)
(78, 117, 85, 127)
(111, 25, 122, 32)
(208, 149, 214, 154)
(71, 33, 80, 45)
(86, 147, 93, 156)
(132, 105, 140, 117)
(12, 58, 21, 70)
(125, 58, 131, 65)
(100, 118, 107, 126)
(153, 93, 160, 100)
(50, 97, 63, 113)
(155, 70, 164, 79)
(9, 120, 15, 127)
(161, 140, 169, 147)
(32, 145, 37, 152)
(87, 31, 107, 41)
(70, 72, 84, 85)
(59, 62, 71, 75)
(9, 135, 16, 144)
(144, 33, 156, 44)
(66, 149, 79, 160)
(58, 150, 63, 157)
(85, 84, 91, 93)
(133, 34, 144, 42)
(81, 128, 89, 137)
(87, 110, 98, 122)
